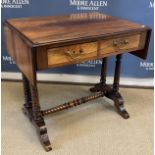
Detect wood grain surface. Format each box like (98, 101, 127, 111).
(99, 34, 141, 55)
(5, 12, 149, 46)
(47, 42, 97, 67)
(4, 24, 34, 84)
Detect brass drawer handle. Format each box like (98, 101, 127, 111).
(65, 48, 84, 60)
(113, 40, 129, 50)
(124, 40, 129, 44)
(79, 48, 84, 53)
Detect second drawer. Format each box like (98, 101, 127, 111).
(99, 34, 142, 55)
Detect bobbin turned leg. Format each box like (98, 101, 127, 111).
(106, 54, 129, 119)
(90, 57, 109, 92)
(21, 50, 52, 151)
(29, 81, 52, 151)
(22, 74, 33, 120)
(22, 70, 52, 151)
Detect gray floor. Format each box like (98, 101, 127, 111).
(2, 82, 154, 155)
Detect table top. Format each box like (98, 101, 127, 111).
(6, 12, 148, 46)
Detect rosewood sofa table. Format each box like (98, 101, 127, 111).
(4, 12, 151, 151)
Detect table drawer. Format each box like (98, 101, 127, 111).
(99, 34, 141, 55)
(47, 42, 97, 67)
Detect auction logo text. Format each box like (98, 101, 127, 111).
(1, 0, 30, 8)
(69, 0, 108, 11)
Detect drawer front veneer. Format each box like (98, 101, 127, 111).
(47, 42, 97, 67)
(99, 34, 141, 55)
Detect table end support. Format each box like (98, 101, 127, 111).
(22, 105, 52, 151)
(105, 91, 130, 119)
(90, 55, 130, 119)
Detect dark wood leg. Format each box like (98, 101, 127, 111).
(106, 54, 129, 119)
(90, 57, 110, 92)
(22, 73, 52, 151)
(22, 74, 32, 107)
(113, 54, 122, 92)
(22, 50, 52, 151)
(106, 92, 129, 119)
(100, 57, 107, 85)
(22, 74, 33, 120)
(30, 83, 52, 151)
